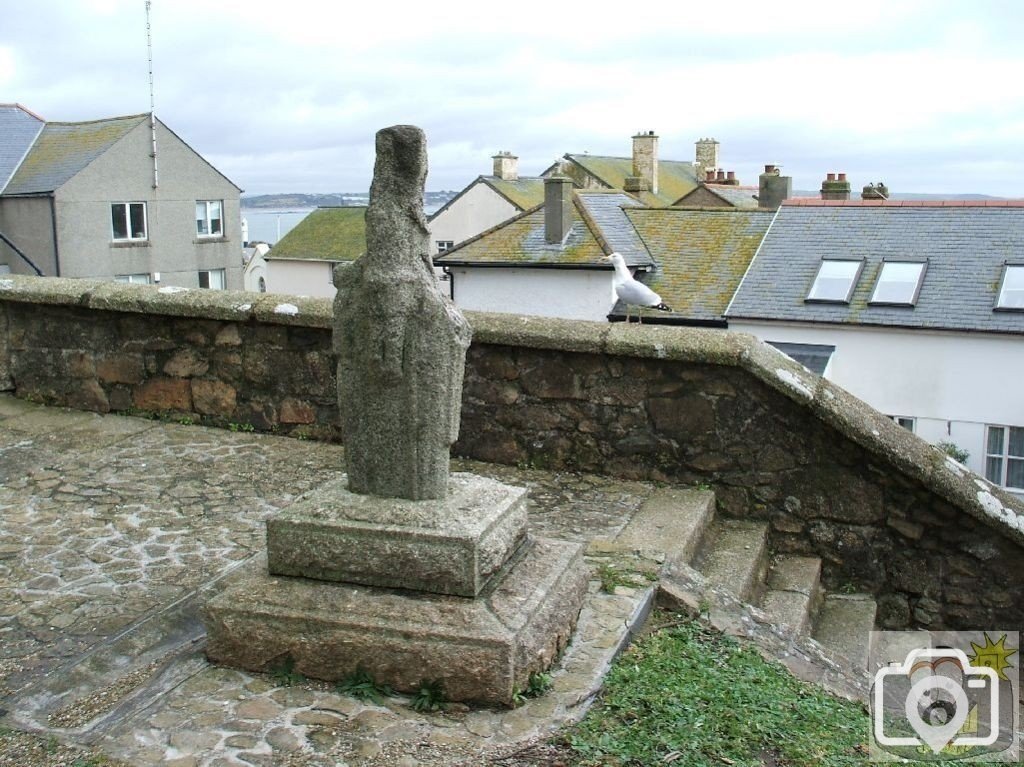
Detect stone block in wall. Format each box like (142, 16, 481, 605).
(164, 349, 210, 378)
(97, 354, 145, 385)
(192, 379, 237, 417)
(280, 398, 315, 424)
(68, 379, 109, 413)
(133, 378, 192, 412)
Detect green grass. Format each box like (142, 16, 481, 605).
(565, 614, 869, 766)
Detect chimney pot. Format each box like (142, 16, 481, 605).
(727, 171, 735, 180)
(826, 172, 836, 182)
(764, 164, 777, 174)
(716, 169, 726, 181)
(706, 170, 715, 182)
(838, 172, 847, 182)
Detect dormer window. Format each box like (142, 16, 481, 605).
(806, 259, 863, 303)
(996, 264, 1024, 310)
(869, 261, 926, 306)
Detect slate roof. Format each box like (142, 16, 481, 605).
(674, 184, 760, 209)
(553, 154, 699, 206)
(434, 198, 608, 268)
(3, 113, 149, 195)
(268, 207, 366, 262)
(620, 208, 774, 323)
(0, 104, 45, 193)
(725, 201, 1024, 335)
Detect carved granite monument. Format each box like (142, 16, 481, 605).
(333, 126, 470, 501)
(203, 126, 587, 705)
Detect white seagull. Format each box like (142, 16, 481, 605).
(601, 252, 672, 323)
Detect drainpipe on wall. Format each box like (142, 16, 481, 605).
(0, 229, 44, 276)
(48, 195, 61, 276)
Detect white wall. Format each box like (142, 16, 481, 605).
(266, 259, 336, 298)
(731, 320, 1024, 485)
(449, 267, 615, 321)
(428, 183, 519, 256)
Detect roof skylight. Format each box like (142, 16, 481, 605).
(869, 261, 926, 306)
(806, 259, 862, 303)
(996, 265, 1024, 310)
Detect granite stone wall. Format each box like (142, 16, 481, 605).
(1, 276, 1022, 631)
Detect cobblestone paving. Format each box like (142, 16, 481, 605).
(0, 395, 655, 766)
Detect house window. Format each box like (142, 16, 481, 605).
(892, 416, 915, 432)
(198, 269, 226, 289)
(437, 240, 454, 253)
(870, 261, 926, 306)
(985, 425, 1024, 490)
(996, 265, 1024, 310)
(806, 259, 863, 303)
(111, 202, 147, 241)
(196, 200, 224, 237)
(115, 273, 151, 284)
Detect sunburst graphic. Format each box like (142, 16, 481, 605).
(968, 633, 1018, 681)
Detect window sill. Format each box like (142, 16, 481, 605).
(867, 301, 917, 308)
(993, 306, 1024, 313)
(110, 240, 150, 249)
(804, 298, 851, 305)
(194, 237, 229, 245)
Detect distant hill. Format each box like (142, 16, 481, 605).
(242, 191, 458, 210)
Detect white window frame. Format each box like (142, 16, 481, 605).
(198, 268, 226, 289)
(196, 200, 224, 238)
(984, 425, 1024, 491)
(891, 416, 915, 433)
(111, 202, 148, 241)
(437, 240, 454, 253)
(806, 259, 863, 303)
(870, 261, 927, 306)
(114, 273, 151, 285)
(995, 264, 1024, 310)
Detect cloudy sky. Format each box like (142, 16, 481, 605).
(2, 0, 1022, 197)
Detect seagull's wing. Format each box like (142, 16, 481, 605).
(616, 279, 663, 308)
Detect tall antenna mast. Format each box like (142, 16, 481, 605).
(146, 0, 159, 188)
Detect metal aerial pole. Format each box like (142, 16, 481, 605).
(146, 0, 159, 188)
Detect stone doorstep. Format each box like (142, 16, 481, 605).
(266, 473, 528, 597)
(203, 537, 589, 707)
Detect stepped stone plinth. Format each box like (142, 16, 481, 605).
(201, 125, 587, 706)
(205, 537, 587, 705)
(267, 473, 527, 597)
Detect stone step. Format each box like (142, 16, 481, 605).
(695, 519, 769, 604)
(812, 594, 878, 671)
(760, 556, 822, 636)
(614, 487, 715, 565)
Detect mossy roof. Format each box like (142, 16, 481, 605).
(563, 154, 699, 206)
(621, 208, 774, 322)
(267, 206, 366, 262)
(4, 114, 148, 195)
(435, 199, 610, 267)
(482, 177, 546, 210)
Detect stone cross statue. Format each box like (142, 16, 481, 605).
(332, 125, 471, 501)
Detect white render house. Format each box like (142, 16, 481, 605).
(726, 199, 1024, 495)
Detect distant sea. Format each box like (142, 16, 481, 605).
(242, 201, 447, 246)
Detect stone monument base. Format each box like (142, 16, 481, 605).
(267, 473, 527, 597)
(203, 537, 588, 706)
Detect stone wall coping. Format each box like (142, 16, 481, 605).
(0, 274, 333, 328)
(2, 274, 1022, 546)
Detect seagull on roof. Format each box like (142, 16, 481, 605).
(601, 252, 671, 323)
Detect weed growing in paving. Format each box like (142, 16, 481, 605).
(566, 613, 868, 766)
(410, 679, 447, 712)
(268, 656, 306, 686)
(514, 671, 553, 707)
(337, 667, 393, 704)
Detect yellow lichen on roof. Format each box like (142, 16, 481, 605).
(5, 114, 148, 194)
(439, 205, 605, 266)
(269, 207, 367, 262)
(565, 155, 698, 206)
(626, 208, 773, 320)
(486, 177, 545, 210)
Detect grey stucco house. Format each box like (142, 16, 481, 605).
(0, 104, 243, 289)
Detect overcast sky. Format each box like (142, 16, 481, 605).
(2, 0, 1022, 197)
